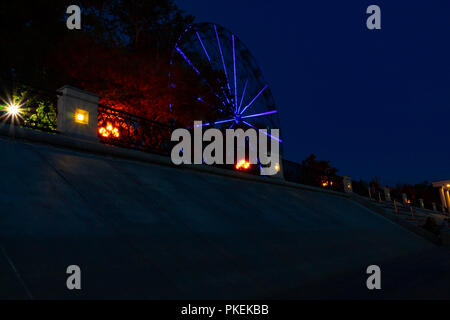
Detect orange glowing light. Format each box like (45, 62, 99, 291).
(236, 159, 251, 170)
(74, 109, 89, 125)
(77, 113, 84, 122)
(322, 179, 333, 187)
(98, 123, 120, 138)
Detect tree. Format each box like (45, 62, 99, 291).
(299, 154, 340, 189)
(53, 0, 199, 123)
(352, 179, 369, 196)
(0, 1, 71, 87)
(390, 181, 440, 210)
(1, 0, 210, 125)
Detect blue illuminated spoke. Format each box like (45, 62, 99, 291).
(243, 121, 282, 143)
(238, 79, 248, 114)
(176, 46, 200, 75)
(215, 118, 235, 125)
(240, 84, 268, 115)
(194, 122, 210, 127)
(177, 44, 229, 108)
(232, 34, 238, 113)
(196, 32, 211, 63)
(196, 118, 235, 128)
(214, 25, 232, 94)
(241, 110, 277, 120)
(224, 93, 231, 104)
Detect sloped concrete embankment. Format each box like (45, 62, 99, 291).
(0, 135, 449, 299)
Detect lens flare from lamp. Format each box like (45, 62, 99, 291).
(0, 98, 24, 124)
(6, 103, 22, 117)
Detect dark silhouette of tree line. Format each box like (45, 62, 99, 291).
(283, 154, 342, 191)
(284, 154, 441, 209)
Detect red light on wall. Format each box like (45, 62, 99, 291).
(236, 159, 251, 170)
(322, 180, 333, 188)
(98, 123, 119, 138)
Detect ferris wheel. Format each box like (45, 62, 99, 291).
(169, 23, 282, 147)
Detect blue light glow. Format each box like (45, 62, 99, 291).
(215, 118, 235, 125)
(240, 84, 268, 115)
(214, 25, 232, 93)
(241, 110, 277, 119)
(232, 34, 238, 113)
(176, 46, 200, 75)
(238, 79, 248, 114)
(243, 121, 282, 143)
(196, 32, 211, 63)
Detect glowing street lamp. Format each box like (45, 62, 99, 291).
(6, 102, 22, 117)
(1, 98, 24, 123)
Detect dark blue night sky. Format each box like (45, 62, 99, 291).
(178, 0, 450, 186)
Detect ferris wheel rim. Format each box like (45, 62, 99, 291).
(169, 22, 282, 144)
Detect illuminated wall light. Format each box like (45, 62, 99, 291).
(274, 163, 280, 172)
(74, 109, 89, 125)
(77, 113, 84, 122)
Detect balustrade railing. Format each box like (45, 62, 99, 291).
(97, 104, 173, 156)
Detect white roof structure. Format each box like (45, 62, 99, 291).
(432, 180, 450, 188)
(432, 180, 450, 211)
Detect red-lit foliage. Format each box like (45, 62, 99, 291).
(54, 36, 220, 127)
(54, 38, 169, 120)
(2, 0, 221, 127)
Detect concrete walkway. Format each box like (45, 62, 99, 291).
(0, 135, 449, 299)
